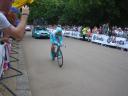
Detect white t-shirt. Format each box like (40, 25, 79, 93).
(0, 12, 11, 30)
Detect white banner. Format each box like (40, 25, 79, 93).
(64, 31, 82, 39)
(64, 31, 72, 37)
(91, 34, 107, 44)
(91, 34, 128, 49)
(52, 29, 128, 49)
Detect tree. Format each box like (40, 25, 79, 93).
(28, 0, 128, 26)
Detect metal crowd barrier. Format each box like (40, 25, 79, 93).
(0, 39, 23, 96)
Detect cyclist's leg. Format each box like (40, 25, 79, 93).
(50, 44, 55, 60)
(57, 46, 62, 58)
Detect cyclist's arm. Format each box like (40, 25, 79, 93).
(56, 35, 63, 46)
(59, 35, 63, 46)
(50, 33, 54, 43)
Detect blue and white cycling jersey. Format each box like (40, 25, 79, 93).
(50, 30, 63, 46)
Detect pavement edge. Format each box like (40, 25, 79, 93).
(16, 41, 32, 96)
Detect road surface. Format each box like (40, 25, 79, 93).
(22, 32, 128, 96)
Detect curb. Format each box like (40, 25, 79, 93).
(16, 42, 32, 96)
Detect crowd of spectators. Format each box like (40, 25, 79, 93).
(47, 24, 128, 40)
(59, 24, 128, 39)
(91, 24, 128, 39)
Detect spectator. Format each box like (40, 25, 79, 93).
(92, 26, 98, 33)
(82, 27, 88, 41)
(102, 23, 109, 35)
(87, 27, 91, 41)
(118, 28, 124, 37)
(98, 26, 102, 34)
(0, 0, 30, 41)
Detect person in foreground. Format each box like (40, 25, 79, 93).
(0, 0, 30, 41)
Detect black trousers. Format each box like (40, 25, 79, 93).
(83, 35, 85, 41)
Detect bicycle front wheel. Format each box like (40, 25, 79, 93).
(57, 49, 63, 68)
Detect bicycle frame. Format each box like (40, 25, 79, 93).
(51, 45, 63, 68)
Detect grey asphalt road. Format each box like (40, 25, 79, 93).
(23, 32, 128, 96)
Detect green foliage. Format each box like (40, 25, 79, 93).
(28, 0, 128, 26)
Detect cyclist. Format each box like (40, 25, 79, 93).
(50, 26, 63, 60)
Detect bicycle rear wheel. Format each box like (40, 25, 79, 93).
(57, 49, 63, 68)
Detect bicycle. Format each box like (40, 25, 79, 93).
(51, 44, 63, 68)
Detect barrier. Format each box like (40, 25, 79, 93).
(91, 34, 128, 49)
(0, 41, 23, 96)
(49, 28, 128, 50)
(0, 44, 5, 78)
(63, 30, 128, 49)
(64, 31, 82, 39)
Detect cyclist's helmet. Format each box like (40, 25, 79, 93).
(57, 24, 61, 27)
(55, 27, 62, 33)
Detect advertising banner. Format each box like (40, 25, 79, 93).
(91, 34, 128, 49)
